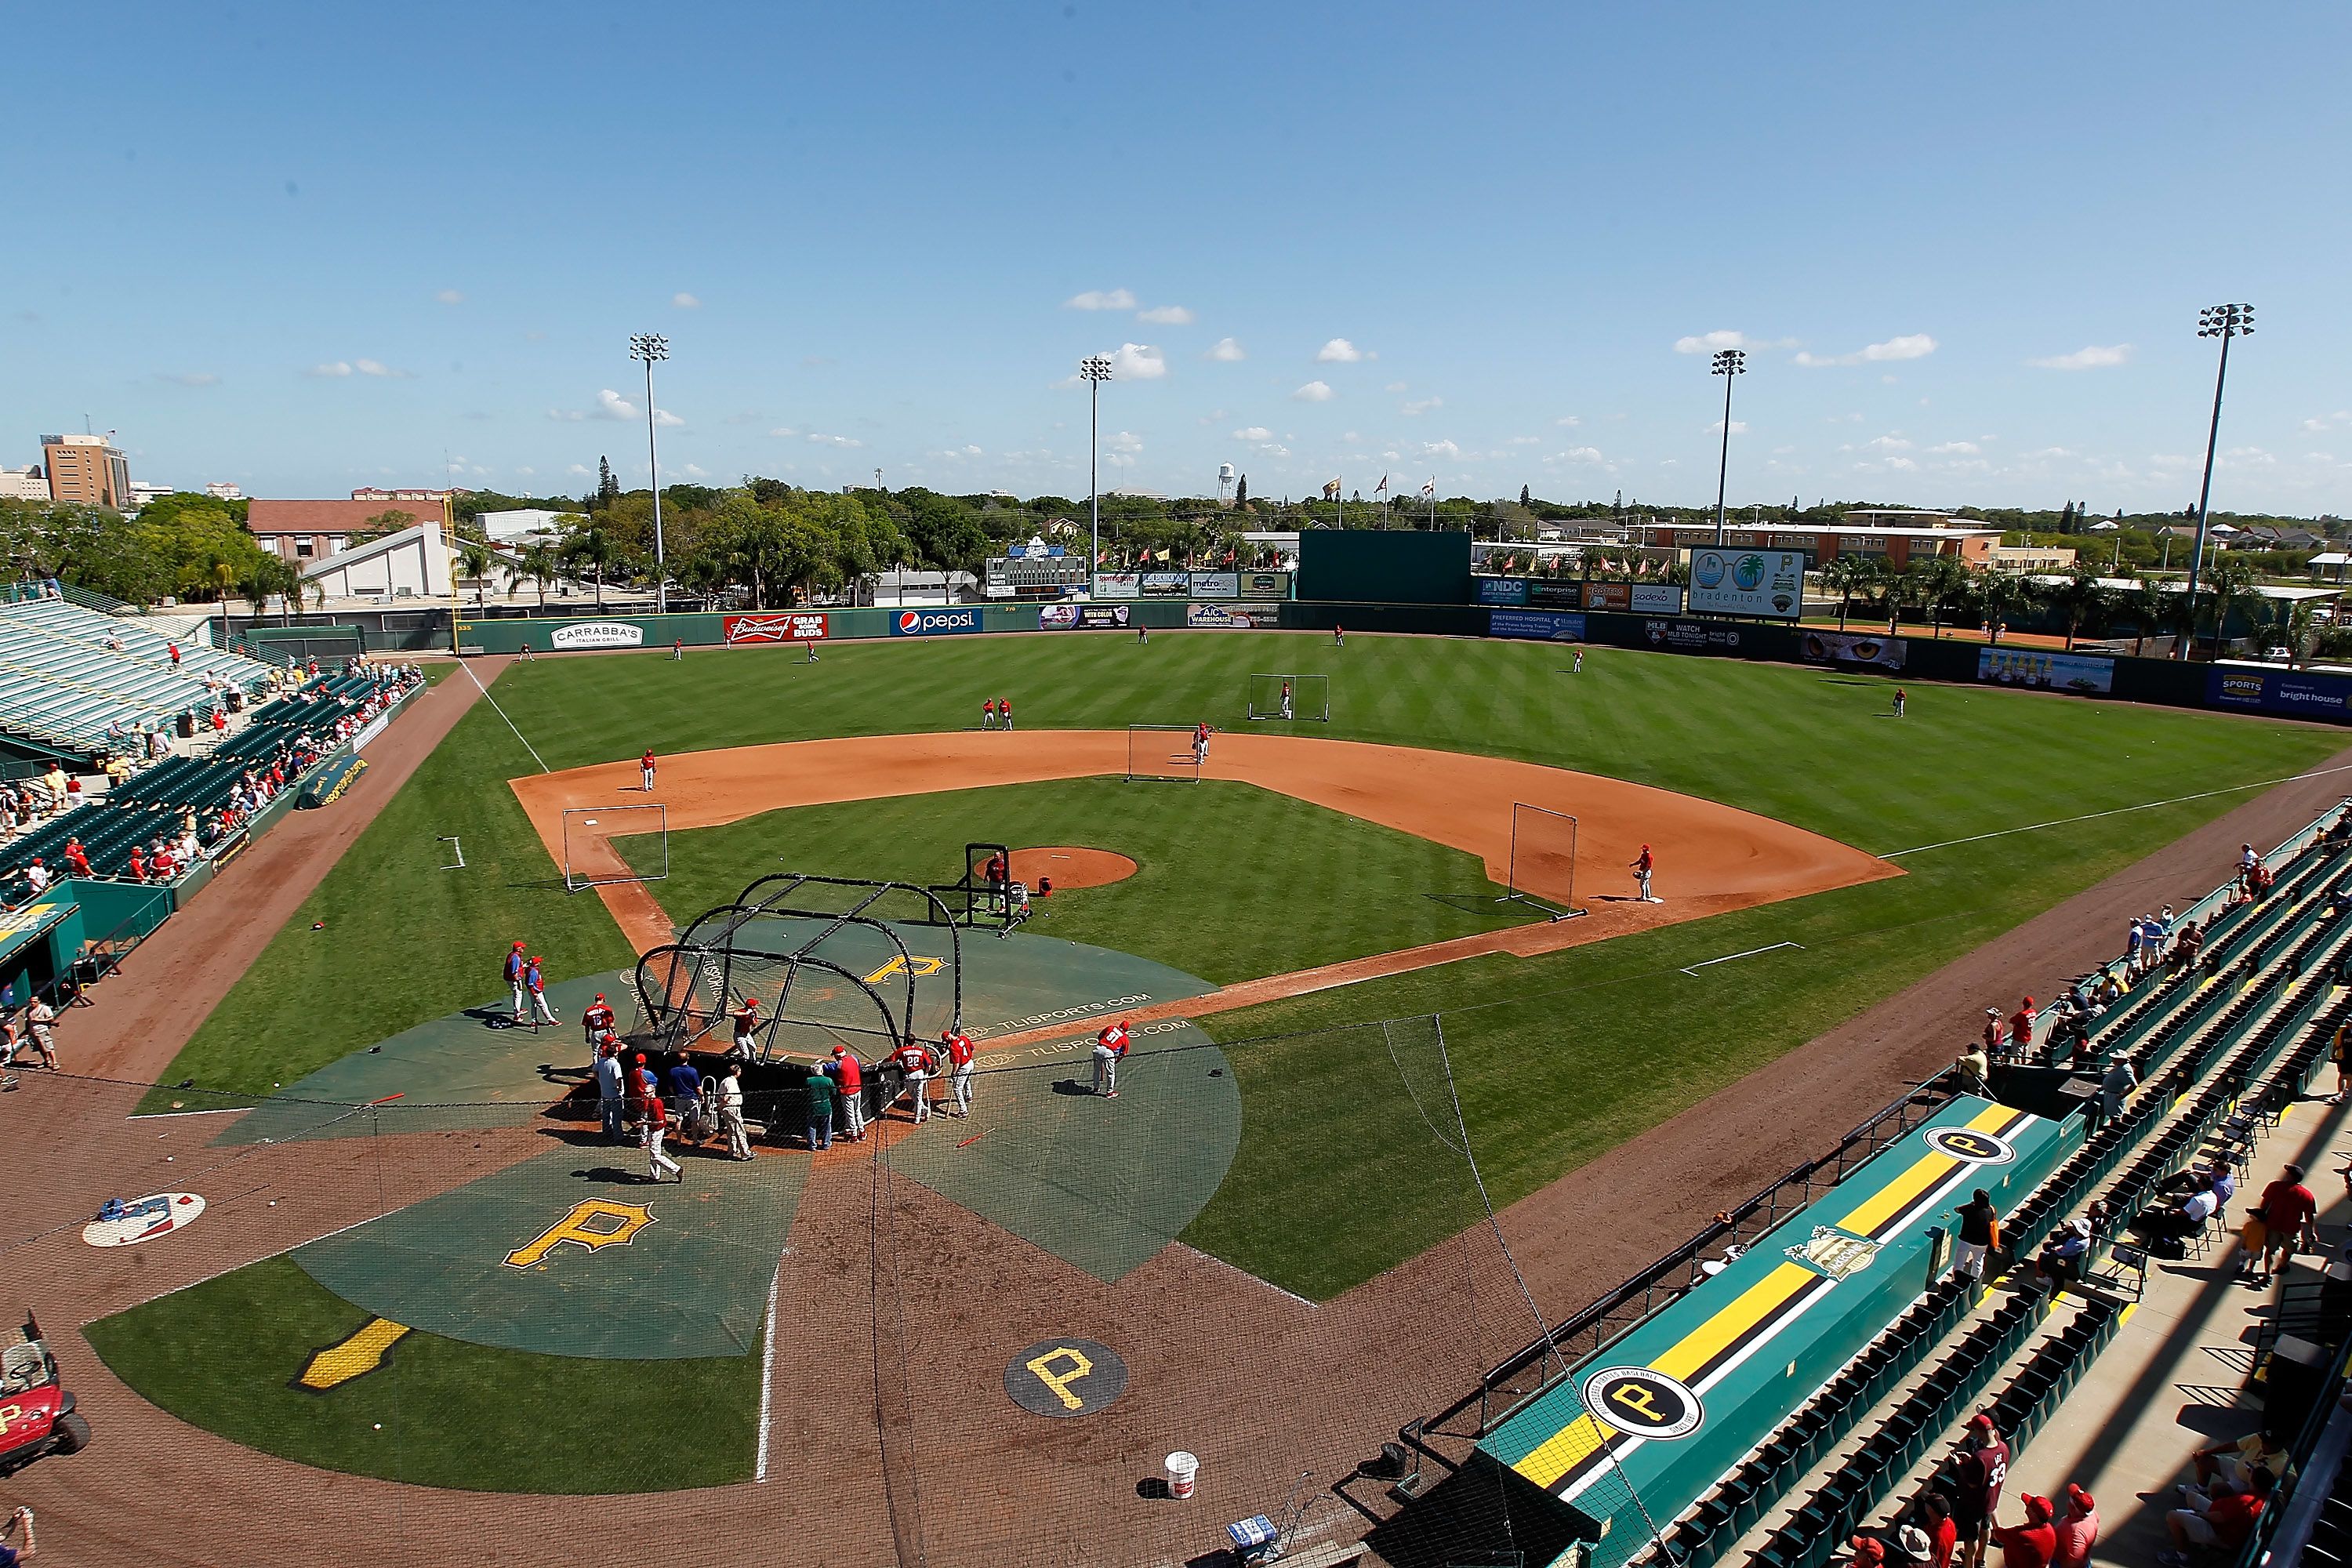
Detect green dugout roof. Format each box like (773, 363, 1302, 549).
(1480, 1095, 2076, 1568)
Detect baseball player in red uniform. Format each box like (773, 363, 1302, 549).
(982, 698, 997, 730)
(893, 1037, 937, 1123)
(832, 1046, 866, 1139)
(999, 696, 1014, 731)
(640, 750, 656, 792)
(504, 940, 529, 1025)
(1193, 720, 1211, 764)
(1631, 844, 1657, 903)
(583, 993, 617, 1058)
(1093, 1018, 1130, 1097)
(943, 1026, 976, 1116)
(731, 995, 762, 1056)
(642, 1090, 683, 1183)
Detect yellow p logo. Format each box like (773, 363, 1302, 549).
(1025, 1346, 1095, 1411)
(863, 954, 946, 985)
(505, 1199, 655, 1269)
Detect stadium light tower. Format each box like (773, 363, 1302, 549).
(629, 333, 670, 612)
(2180, 303, 2254, 659)
(1080, 354, 1114, 588)
(1710, 347, 1746, 546)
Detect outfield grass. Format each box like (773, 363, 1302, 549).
(626, 777, 1532, 985)
(85, 1257, 759, 1493)
(157, 633, 2346, 1294)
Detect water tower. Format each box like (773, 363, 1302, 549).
(1217, 463, 1236, 507)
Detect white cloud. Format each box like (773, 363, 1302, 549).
(1198, 408, 1228, 425)
(307, 361, 354, 378)
(1317, 338, 1367, 362)
(2303, 412, 2352, 432)
(1065, 288, 1137, 310)
(1259, 443, 1291, 458)
(1293, 380, 1335, 402)
(807, 432, 863, 447)
(1423, 439, 1461, 459)
(159, 372, 220, 387)
(1864, 435, 1911, 451)
(1555, 415, 1582, 427)
(1385, 381, 1408, 394)
(1109, 343, 1167, 380)
(515, 466, 536, 477)
(1545, 447, 1606, 465)
(1674, 330, 1800, 354)
(2028, 343, 2130, 371)
(435, 289, 465, 305)
(1402, 396, 1443, 416)
(554, 388, 682, 424)
(673, 292, 701, 309)
(1205, 337, 1245, 361)
(1927, 441, 1980, 456)
(1137, 304, 1194, 325)
(2220, 445, 2276, 466)
(769, 426, 798, 437)
(682, 463, 710, 478)
(1232, 426, 1272, 441)
(1109, 430, 1143, 453)
(567, 463, 591, 476)
(1708, 419, 1750, 435)
(2024, 446, 2077, 459)
(354, 358, 412, 379)
(1795, 334, 1938, 368)
(1508, 436, 1540, 446)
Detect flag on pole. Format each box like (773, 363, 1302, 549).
(1421, 477, 1436, 498)
(1322, 477, 1342, 500)
(1374, 474, 1389, 495)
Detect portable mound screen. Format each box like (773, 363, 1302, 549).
(563, 803, 669, 892)
(1125, 724, 1203, 782)
(1497, 802, 1584, 921)
(1247, 673, 1330, 722)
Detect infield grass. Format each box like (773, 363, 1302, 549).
(85, 1256, 760, 1493)
(155, 633, 2346, 1294)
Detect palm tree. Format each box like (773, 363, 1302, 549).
(2206, 554, 2259, 656)
(557, 517, 614, 610)
(1914, 555, 1970, 639)
(2287, 599, 2318, 667)
(506, 543, 560, 608)
(2128, 578, 2168, 657)
(1824, 555, 1874, 631)
(2049, 568, 2114, 652)
(458, 539, 495, 608)
(1879, 561, 1913, 633)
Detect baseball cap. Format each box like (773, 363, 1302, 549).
(1848, 1537, 1884, 1564)
(513, 940, 526, 949)
(2021, 1494, 2053, 1522)
(1968, 1412, 1995, 1432)
(593, 993, 605, 1002)
(634, 1053, 646, 1064)
(2066, 1484, 2093, 1512)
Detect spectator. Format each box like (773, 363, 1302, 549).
(804, 1060, 837, 1151)
(1918, 1493, 1958, 1568)
(1956, 1042, 1991, 1096)
(1952, 1189, 2002, 1282)
(2192, 1428, 2289, 1494)
(2158, 1467, 2273, 1566)
(2247, 1163, 2318, 1283)
(2098, 1052, 2137, 1125)
(1951, 1412, 2012, 1568)
(1988, 1494, 2056, 1568)
(2050, 1486, 2096, 1568)
(2029, 1218, 2092, 1293)
(1982, 1007, 2005, 1058)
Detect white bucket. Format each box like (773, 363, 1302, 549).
(1165, 1450, 1199, 1499)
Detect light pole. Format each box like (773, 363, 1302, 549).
(629, 333, 670, 613)
(2180, 303, 2252, 659)
(1710, 348, 1745, 546)
(1080, 354, 1113, 590)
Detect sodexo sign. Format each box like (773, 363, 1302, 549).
(889, 608, 981, 637)
(548, 621, 648, 651)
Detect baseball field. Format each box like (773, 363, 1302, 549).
(29, 629, 2352, 1566)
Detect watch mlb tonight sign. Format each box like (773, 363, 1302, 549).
(1686, 549, 1806, 619)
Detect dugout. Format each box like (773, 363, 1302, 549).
(0, 893, 81, 1012)
(1297, 528, 1472, 606)
(1467, 1095, 2074, 1568)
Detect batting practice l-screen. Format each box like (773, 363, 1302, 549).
(1247, 673, 1330, 722)
(1125, 724, 1203, 782)
(1497, 802, 1585, 921)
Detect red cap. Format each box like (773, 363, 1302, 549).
(1849, 1538, 1884, 1564)
(634, 1053, 646, 1064)
(2021, 1495, 2053, 1523)
(2065, 1484, 2093, 1512)
(1968, 1413, 1995, 1431)
(593, 993, 605, 1002)
(513, 940, 525, 949)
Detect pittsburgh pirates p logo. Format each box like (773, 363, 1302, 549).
(505, 1200, 655, 1269)
(864, 954, 946, 985)
(1004, 1338, 1128, 1418)
(1582, 1367, 1704, 1441)
(1926, 1127, 2016, 1167)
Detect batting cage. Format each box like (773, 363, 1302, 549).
(1247, 671, 1330, 722)
(34, 967, 1584, 1567)
(1125, 722, 1204, 782)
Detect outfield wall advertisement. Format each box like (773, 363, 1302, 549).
(1187, 603, 1269, 628)
(887, 607, 982, 637)
(1488, 608, 1587, 642)
(724, 612, 828, 644)
(1039, 604, 1131, 630)
(1800, 630, 1907, 670)
(1643, 618, 1748, 655)
(1686, 549, 1806, 619)
(1976, 648, 2113, 695)
(2207, 666, 2352, 718)
(547, 620, 645, 650)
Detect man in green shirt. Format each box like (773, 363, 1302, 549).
(804, 1064, 837, 1151)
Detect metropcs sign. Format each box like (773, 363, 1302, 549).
(889, 608, 980, 637)
(548, 621, 646, 650)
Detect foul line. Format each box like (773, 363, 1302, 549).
(1879, 763, 2352, 858)
(1679, 941, 1805, 978)
(755, 1259, 782, 1483)
(457, 659, 550, 775)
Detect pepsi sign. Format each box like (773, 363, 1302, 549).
(890, 607, 981, 637)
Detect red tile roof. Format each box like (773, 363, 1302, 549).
(246, 498, 444, 535)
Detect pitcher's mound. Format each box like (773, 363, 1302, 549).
(999, 847, 1138, 890)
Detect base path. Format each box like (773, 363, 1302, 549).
(511, 731, 1897, 1029)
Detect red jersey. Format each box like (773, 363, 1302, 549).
(999, 698, 1011, 717)
(944, 1032, 975, 1068)
(895, 1044, 934, 1075)
(834, 1054, 862, 1091)
(583, 1002, 616, 1033)
(641, 750, 655, 769)
(2259, 1179, 2317, 1236)
(1098, 1022, 1130, 1055)
(1991, 1523, 2054, 1568)
(982, 700, 995, 717)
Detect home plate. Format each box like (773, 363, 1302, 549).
(84, 1191, 206, 1247)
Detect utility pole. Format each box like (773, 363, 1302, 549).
(629, 334, 670, 612)
(1710, 349, 1745, 546)
(1080, 355, 1112, 590)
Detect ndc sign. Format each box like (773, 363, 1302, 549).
(890, 608, 981, 637)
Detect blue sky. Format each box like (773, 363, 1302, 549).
(6, 2, 2349, 514)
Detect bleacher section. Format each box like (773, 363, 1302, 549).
(0, 593, 280, 756)
(1, 670, 413, 883)
(1368, 803, 2352, 1568)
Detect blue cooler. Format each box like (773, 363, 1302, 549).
(1226, 1515, 1279, 1549)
